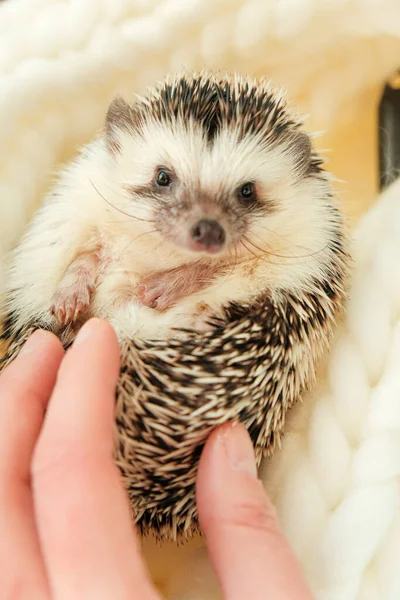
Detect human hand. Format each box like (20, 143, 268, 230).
(0, 318, 313, 599)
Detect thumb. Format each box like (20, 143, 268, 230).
(196, 422, 313, 600)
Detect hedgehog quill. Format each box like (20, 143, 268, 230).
(0, 72, 350, 539)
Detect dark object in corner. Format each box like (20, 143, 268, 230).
(379, 71, 400, 191)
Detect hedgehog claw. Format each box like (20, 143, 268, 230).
(74, 301, 86, 321)
(51, 280, 93, 326)
(51, 295, 91, 325)
(136, 283, 165, 311)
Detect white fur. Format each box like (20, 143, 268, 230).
(4, 112, 338, 341)
(1, 2, 400, 599)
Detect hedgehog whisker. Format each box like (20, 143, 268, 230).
(240, 237, 280, 264)
(116, 229, 160, 261)
(89, 178, 155, 224)
(246, 233, 329, 261)
(227, 244, 239, 280)
(251, 225, 330, 259)
(106, 176, 170, 209)
(252, 222, 302, 244)
(251, 222, 316, 252)
(205, 247, 239, 293)
(240, 238, 270, 264)
(100, 175, 163, 210)
(244, 236, 298, 261)
(105, 218, 150, 225)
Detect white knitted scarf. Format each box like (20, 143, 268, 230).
(1, 1, 400, 599)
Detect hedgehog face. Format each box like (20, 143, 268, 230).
(104, 73, 330, 274)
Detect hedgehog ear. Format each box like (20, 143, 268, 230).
(105, 96, 141, 155)
(285, 130, 312, 178)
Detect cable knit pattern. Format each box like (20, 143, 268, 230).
(1, 1, 400, 599)
(264, 179, 400, 600)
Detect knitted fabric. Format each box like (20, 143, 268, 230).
(1, 1, 400, 598)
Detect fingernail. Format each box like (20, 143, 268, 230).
(20, 330, 50, 355)
(74, 318, 102, 345)
(223, 422, 258, 478)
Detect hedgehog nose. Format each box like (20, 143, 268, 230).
(190, 219, 226, 253)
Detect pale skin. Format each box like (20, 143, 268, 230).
(0, 318, 314, 599)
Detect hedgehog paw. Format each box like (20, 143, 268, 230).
(135, 270, 181, 311)
(136, 282, 170, 312)
(50, 280, 94, 325)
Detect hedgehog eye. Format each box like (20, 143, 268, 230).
(238, 182, 256, 205)
(156, 169, 172, 187)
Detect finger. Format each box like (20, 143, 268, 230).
(196, 422, 313, 600)
(0, 330, 65, 598)
(33, 318, 160, 600)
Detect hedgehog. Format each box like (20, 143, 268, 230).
(0, 71, 350, 540)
